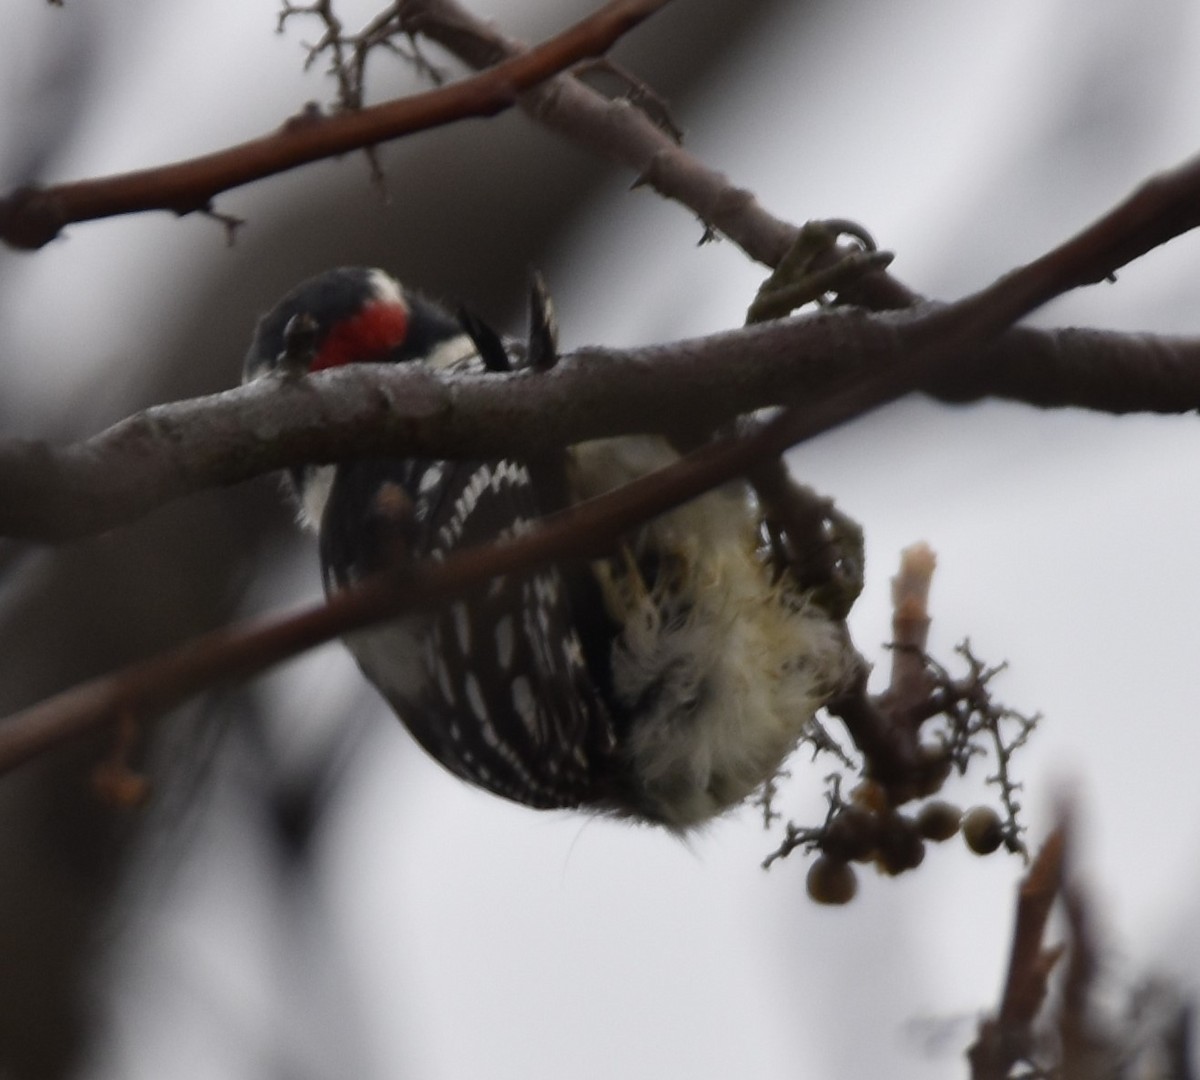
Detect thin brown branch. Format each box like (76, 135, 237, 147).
(824, 673, 923, 784)
(1059, 879, 1104, 1080)
(0, 0, 671, 249)
(892, 161, 1200, 359)
(887, 541, 936, 707)
(999, 829, 1066, 1029)
(969, 827, 1067, 1080)
(404, 0, 884, 278)
(822, 540, 942, 791)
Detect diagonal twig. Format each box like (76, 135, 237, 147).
(969, 827, 1067, 1080)
(0, 0, 672, 249)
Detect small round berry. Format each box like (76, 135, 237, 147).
(850, 779, 889, 815)
(877, 814, 926, 875)
(962, 806, 1004, 855)
(916, 800, 962, 842)
(807, 856, 858, 905)
(823, 806, 880, 862)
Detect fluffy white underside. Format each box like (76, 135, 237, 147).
(569, 436, 848, 828)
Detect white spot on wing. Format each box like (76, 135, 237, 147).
(418, 464, 444, 495)
(452, 603, 471, 653)
(511, 676, 538, 736)
(488, 460, 530, 493)
(465, 673, 488, 723)
(531, 573, 559, 608)
(448, 465, 495, 533)
(562, 634, 584, 671)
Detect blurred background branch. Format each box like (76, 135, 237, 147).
(0, 0, 670, 249)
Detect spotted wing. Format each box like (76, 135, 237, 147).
(320, 454, 618, 810)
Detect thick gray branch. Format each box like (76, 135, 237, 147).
(0, 309, 897, 540)
(4, 308, 1200, 542)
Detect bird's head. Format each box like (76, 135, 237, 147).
(243, 266, 472, 383)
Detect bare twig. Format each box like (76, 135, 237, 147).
(404, 0, 825, 274)
(887, 542, 937, 707)
(279, 0, 447, 111)
(969, 814, 1199, 1080)
(1059, 879, 1105, 1080)
(0, 0, 671, 248)
(571, 58, 685, 143)
(969, 827, 1067, 1080)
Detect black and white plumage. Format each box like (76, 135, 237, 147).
(244, 267, 848, 828)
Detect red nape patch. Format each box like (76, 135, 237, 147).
(310, 301, 409, 371)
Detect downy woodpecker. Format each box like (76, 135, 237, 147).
(244, 268, 848, 828)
